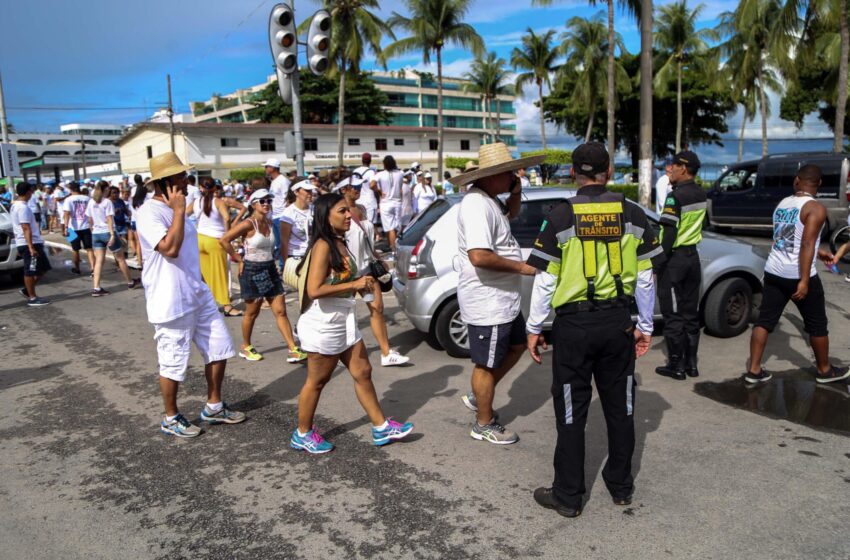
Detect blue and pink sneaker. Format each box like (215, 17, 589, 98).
(290, 426, 334, 454)
(372, 418, 414, 446)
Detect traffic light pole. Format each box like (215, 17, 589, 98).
(290, 60, 305, 177)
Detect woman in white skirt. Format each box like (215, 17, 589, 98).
(291, 193, 414, 454)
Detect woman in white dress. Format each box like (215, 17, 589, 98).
(413, 172, 437, 215)
(290, 193, 414, 454)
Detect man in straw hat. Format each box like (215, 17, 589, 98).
(449, 142, 544, 445)
(525, 142, 664, 517)
(135, 152, 246, 438)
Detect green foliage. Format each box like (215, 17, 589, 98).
(521, 148, 572, 183)
(253, 70, 391, 125)
(384, 0, 485, 65)
(230, 168, 267, 182)
(445, 157, 478, 170)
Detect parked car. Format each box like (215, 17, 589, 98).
(394, 188, 768, 358)
(707, 152, 850, 235)
(0, 203, 24, 277)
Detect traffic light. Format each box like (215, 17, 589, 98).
(276, 67, 292, 104)
(306, 10, 331, 75)
(269, 3, 297, 75)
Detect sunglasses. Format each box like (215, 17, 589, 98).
(254, 198, 273, 205)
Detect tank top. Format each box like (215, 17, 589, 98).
(325, 255, 359, 298)
(243, 218, 275, 262)
(764, 194, 820, 279)
(195, 198, 226, 238)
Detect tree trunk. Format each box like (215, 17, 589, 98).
(676, 60, 683, 153)
(337, 63, 346, 168)
(757, 66, 769, 157)
(638, 0, 654, 208)
(538, 79, 547, 149)
(834, 0, 849, 153)
(585, 100, 595, 143)
(496, 95, 501, 142)
(606, 0, 616, 158)
(738, 106, 747, 162)
(488, 95, 494, 144)
(437, 46, 444, 179)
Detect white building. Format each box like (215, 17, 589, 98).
(117, 122, 482, 179)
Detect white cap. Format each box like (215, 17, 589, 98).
(424, 172, 432, 179)
(308, 173, 317, 180)
(333, 176, 364, 192)
(291, 180, 316, 192)
(416, 170, 423, 177)
(248, 188, 274, 204)
(411, 161, 420, 169)
(263, 158, 281, 168)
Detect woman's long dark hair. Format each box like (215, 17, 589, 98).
(296, 193, 347, 274)
(201, 177, 216, 217)
(131, 174, 147, 209)
(383, 155, 397, 171)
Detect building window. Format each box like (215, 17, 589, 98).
(460, 139, 471, 151)
(304, 138, 318, 151)
(260, 138, 276, 152)
(429, 139, 439, 151)
(394, 138, 404, 146)
(146, 146, 153, 159)
(375, 138, 387, 151)
(220, 138, 238, 147)
(347, 138, 360, 146)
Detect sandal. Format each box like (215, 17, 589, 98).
(222, 305, 243, 317)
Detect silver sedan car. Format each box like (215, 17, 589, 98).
(392, 188, 768, 358)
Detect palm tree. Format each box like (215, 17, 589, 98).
(654, 0, 716, 153)
(717, 0, 790, 157)
(462, 52, 511, 143)
(511, 28, 560, 149)
(384, 0, 484, 178)
(311, 0, 393, 167)
(560, 13, 629, 143)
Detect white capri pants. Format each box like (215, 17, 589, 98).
(380, 201, 402, 232)
(153, 294, 235, 382)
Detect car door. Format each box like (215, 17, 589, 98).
(709, 164, 760, 225)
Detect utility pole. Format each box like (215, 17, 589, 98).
(638, 0, 654, 209)
(290, 68, 305, 176)
(0, 69, 9, 142)
(167, 74, 176, 152)
(79, 130, 88, 180)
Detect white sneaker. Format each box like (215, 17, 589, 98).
(381, 350, 410, 367)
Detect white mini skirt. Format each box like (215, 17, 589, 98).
(297, 296, 362, 355)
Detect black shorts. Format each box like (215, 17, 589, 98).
(239, 260, 285, 301)
(18, 244, 52, 277)
(468, 314, 526, 369)
(70, 228, 93, 251)
(755, 272, 828, 337)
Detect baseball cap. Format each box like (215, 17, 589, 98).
(424, 172, 432, 179)
(263, 158, 281, 168)
(572, 142, 610, 176)
(410, 161, 420, 169)
(291, 180, 316, 192)
(673, 150, 701, 170)
(248, 189, 274, 204)
(362, 152, 372, 163)
(333, 176, 364, 192)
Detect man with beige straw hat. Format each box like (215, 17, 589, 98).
(135, 152, 246, 438)
(451, 142, 545, 445)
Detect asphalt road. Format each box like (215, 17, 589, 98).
(1, 236, 849, 560)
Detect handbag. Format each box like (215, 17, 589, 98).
(360, 221, 392, 292)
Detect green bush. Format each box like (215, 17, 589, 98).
(445, 157, 478, 171)
(541, 183, 639, 201)
(520, 149, 572, 183)
(230, 167, 267, 182)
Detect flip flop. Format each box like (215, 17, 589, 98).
(222, 306, 243, 317)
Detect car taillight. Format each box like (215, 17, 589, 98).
(408, 239, 425, 279)
(847, 169, 850, 202)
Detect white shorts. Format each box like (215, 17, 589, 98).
(380, 202, 401, 232)
(152, 295, 235, 382)
(364, 204, 377, 224)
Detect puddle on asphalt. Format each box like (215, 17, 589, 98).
(694, 371, 850, 435)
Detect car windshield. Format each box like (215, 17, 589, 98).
(399, 198, 453, 246)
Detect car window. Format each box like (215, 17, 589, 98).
(511, 198, 564, 247)
(763, 161, 797, 190)
(398, 199, 452, 246)
(717, 166, 758, 192)
(804, 159, 843, 193)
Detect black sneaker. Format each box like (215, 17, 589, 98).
(743, 369, 773, 384)
(127, 278, 141, 290)
(533, 487, 581, 518)
(815, 365, 850, 384)
(26, 297, 51, 307)
(70, 267, 81, 275)
(18, 287, 28, 298)
(613, 494, 633, 506)
(91, 288, 110, 297)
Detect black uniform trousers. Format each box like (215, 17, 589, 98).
(551, 306, 636, 509)
(658, 247, 701, 343)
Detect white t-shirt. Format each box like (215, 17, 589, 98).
(354, 166, 378, 212)
(270, 174, 291, 219)
(28, 190, 44, 213)
(442, 180, 455, 196)
(655, 175, 671, 215)
(11, 200, 43, 245)
(520, 176, 531, 189)
(413, 183, 437, 214)
(375, 170, 403, 203)
(185, 184, 200, 207)
(281, 203, 312, 257)
(135, 199, 210, 324)
(63, 194, 92, 230)
(85, 198, 115, 234)
(457, 187, 522, 326)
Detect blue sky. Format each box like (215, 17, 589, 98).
(2, 0, 831, 151)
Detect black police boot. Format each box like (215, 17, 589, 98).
(685, 332, 700, 378)
(655, 338, 686, 380)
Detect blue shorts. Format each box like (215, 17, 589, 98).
(468, 314, 526, 369)
(92, 232, 111, 249)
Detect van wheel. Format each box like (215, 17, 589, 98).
(434, 298, 471, 358)
(830, 225, 850, 264)
(703, 277, 752, 338)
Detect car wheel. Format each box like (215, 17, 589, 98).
(703, 277, 752, 338)
(830, 225, 850, 264)
(434, 298, 470, 358)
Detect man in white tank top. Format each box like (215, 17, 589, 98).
(745, 165, 850, 385)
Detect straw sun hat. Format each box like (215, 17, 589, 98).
(448, 143, 545, 186)
(144, 152, 193, 184)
